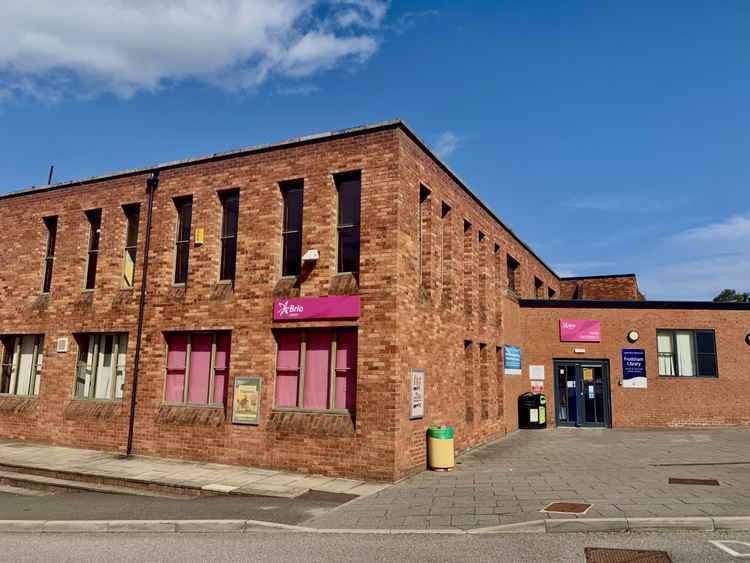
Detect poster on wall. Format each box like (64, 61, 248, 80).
(622, 349, 647, 388)
(232, 377, 262, 425)
(531, 381, 544, 394)
(529, 365, 545, 380)
(560, 319, 601, 342)
(410, 369, 425, 419)
(504, 346, 522, 375)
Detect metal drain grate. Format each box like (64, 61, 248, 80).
(542, 501, 592, 514)
(668, 477, 719, 486)
(585, 547, 672, 562)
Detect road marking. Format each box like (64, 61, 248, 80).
(710, 540, 750, 558)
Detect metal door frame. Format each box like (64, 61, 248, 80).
(553, 359, 612, 428)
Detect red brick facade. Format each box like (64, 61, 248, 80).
(0, 121, 747, 481)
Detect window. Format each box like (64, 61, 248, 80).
(74, 334, 128, 400)
(42, 216, 58, 293)
(122, 204, 140, 288)
(548, 287, 556, 299)
(534, 277, 544, 299)
(657, 330, 717, 377)
(280, 180, 303, 277)
(440, 202, 452, 298)
(84, 209, 102, 290)
(418, 185, 431, 288)
(507, 255, 520, 293)
(174, 197, 193, 284)
(165, 332, 231, 405)
(274, 329, 357, 411)
(336, 172, 361, 274)
(0, 335, 44, 396)
(219, 190, 239, 282)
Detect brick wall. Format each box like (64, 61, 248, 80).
(559, 275, 645, 301)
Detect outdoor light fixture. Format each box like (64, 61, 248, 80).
(746, 333, 750, 346)
(302, 249, 319, 262)
(627, 330, 640, 343)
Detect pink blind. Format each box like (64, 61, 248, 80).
(165, 334, 187, 402)
(335, 330, 357, 410)
(188, 334, 212, 404)
(275, 332, 301, 408)
(213, 333, 231, 404)
(303, 331, 331, 409)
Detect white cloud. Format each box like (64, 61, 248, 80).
(433, 131, 460, 158)
(552, 260, 617, 279)
(277, 83, 320, 95)
(0, 1, 388, 100)
(672, 214, 750, 242)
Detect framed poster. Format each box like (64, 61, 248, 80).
(622, 348, 647, 388)
(504, 346, 522, 375)
(232, 376, 262, 425)
(410, 369, 425, 420)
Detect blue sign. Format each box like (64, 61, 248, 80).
(622, 348, 646, 388)
(504, 346, 522, 375)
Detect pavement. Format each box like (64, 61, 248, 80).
(309, 427, 750, 530)
(2, 530, 749, 562)
(0, 440, 387, 499)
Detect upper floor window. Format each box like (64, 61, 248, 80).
(121, 204, 140, 288)
(165, 332, 231, 406)
(548, 287, 557, 299)
(280, 180, 303, 277)
(74, 333, 128, 400)
(336, 172, 361, 274)
(0, 335, 44, 396)
(219, 190, 239, 282)
(173, 196, 192, 285)
(507, 255, 520, 293)
(42, 216, 58, 294)
(418, 184, 431, 288)
(657, 329, 717, 377)
(84, 209, 102, 290)
(534, 277, 544, 299)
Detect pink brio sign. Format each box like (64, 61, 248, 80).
(273, 295, 360, 321)
(560, 319, 601, 342)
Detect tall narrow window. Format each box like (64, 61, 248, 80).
(440, 202, 452, 301)
(164, 332, 231, 405)
(507, 255, 520, 294)
(219, 190, 239, 282)
(174, 197, 192, 285)
(548, 287, 556, 299)
(84, 209, 102, 290)
(534, 277, 544, 299)
(418, 185, 431, 289)
(42, 216, 58, 293)
(336, 172, 361, 274)
(121, 204, 140, 288)
(74, 333, 128, 400)
(281, 180, 303, 277)
(0, 335, 44, 396)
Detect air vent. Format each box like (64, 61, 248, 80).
(56, 337, 69, 353)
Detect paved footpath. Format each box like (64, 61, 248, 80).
(309, 427, 750, 530)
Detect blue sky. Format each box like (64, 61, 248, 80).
(1, 1, 748, 300)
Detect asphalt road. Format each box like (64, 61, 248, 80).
(0, 489, 355, 525)
(1, 531, 748, 562)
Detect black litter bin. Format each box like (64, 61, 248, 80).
(518, 392, 547, 429)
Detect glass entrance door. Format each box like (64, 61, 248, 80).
(554, 360, 610, 427)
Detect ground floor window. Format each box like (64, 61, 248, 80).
(0, 335, 44, 396)
(657, 329, 717, 377)
(275, 328, 357, 412)
(75, 333, 128, 400)
(165, 332, 231, 405)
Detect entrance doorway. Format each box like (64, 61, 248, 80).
(553, 360, 611, 427)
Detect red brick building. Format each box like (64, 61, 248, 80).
(0, 121, 748, 481)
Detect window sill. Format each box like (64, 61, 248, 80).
(272, 407, 353, 415)
(657, 375, 719, 379)
(70, 397, 123, 404)
(0, 393, 38, 399)
(216, 279, 234, 285)
(160, 401, 225, 409)
(172, 283, 187, 288)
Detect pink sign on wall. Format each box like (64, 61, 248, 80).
(273, 295, 360, 321)
(560, 319, 601, 342)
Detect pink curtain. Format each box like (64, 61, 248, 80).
(165, 334, 187, 402)
(335, 329, 357, 410)
(188, 334, 212, 404)
(213, 333, 231, 404)
(303, 331, 331, 409)
(275, 332, 301, 407)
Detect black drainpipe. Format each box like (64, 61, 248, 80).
(126, 171, 159, 456)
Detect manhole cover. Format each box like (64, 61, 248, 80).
(585, 547, 672, 562)
(542, 501, 592, 514)
(668, 477, 719, 486)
